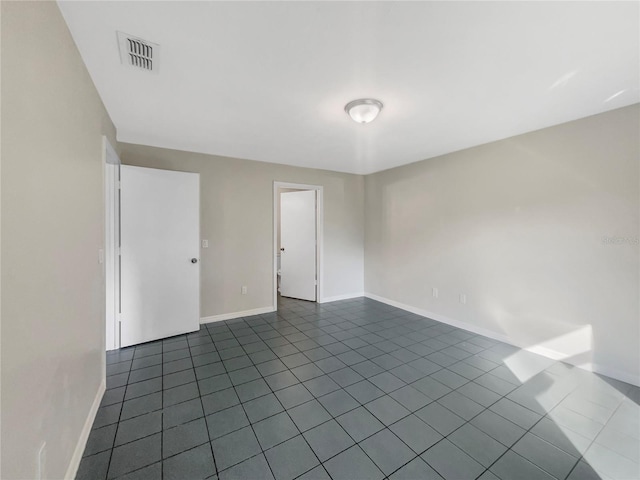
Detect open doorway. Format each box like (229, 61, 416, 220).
(273, 182, 323, 308)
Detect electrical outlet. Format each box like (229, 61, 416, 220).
(241, 286, 247, 295)
(98, 249, 104, 264)
(459, 293, 467, 304)
(432, 287, 438, 298)
(202, 239, 209, 248)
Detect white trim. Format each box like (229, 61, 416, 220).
(103, 136, 121, 352)
(273, 182, 324, 310)
(319, 292, 365, 303)
(588, 363, 640, 387)
(200, 306, 276, 324)
(364, 292, 639, 387)
(64, 379, 106, 480)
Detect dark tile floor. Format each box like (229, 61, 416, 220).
(78, 297, 639, 480)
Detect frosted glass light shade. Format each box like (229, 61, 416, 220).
(345, 99, 383, 123)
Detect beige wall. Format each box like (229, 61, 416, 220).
(120, 144, 365, 316)
(365, 105, 640, 384)
(1, 2, 117, 479)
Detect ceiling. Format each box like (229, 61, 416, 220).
(58, 1, 639, 175)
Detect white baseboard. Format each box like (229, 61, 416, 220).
(65, 378, 106, 479)
(364, 292, 639, 387)
(588, 363, 640, 387)
(200, 306, 276, 324)
(319, 292, 365, 303)
(365, 292, 514, 344)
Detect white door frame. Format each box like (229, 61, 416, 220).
(273, 182, 323, 309)
(103, 137, 121, 351)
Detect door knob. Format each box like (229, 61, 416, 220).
(191, 258, 198, 263)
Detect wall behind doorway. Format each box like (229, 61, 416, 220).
(120, 143, 365, 317)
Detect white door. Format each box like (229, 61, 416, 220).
(280, 190, 316, 301)
(120, 165, 200, 347)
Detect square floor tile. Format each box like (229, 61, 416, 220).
(318, 389, 359, 417)
(127, 365, 162, 384)
(108, 433, 161, 479)
(202, 387, 240, 415)
(281, 352, 311, 369)
(253, 412, 300, 450)
(291, 363, 325, 382)
(471, 409, 526, 448)
(199, 374, 232, 395)
(219, 453, 275, 480)
(76, 451, 111, 480)
(303, 419, 354, 462)
(163, 418, 210, 458)
(365, 395, 410, 426)
(289, 399, 332, 432)
(264, 435, 319, 480)
(351, 360, 385, 378)
(164, 369, 197, 389)
(389, 385, 433, 412)
(390, 365, 426, 384)
(490, 450, 555, 480)
(345, 380, 385, 404)
(244, 393, 284, 423)
(275, 383, 313, 409)
(229, 366, 261, 386)
(336, 351, 367, 366)
(360, 428, 415, 476)
(448, 423, 507, 468)
(124, 377, 162, 401)
(164, 443, 215, 480)
(369, 372, 406, 393)
(211, 426, 261, 471)
(323, 445, 384, 480)
(336, 407, 384, 442)
(456, 381, 501, 407)
(415, 402, 465, 436)
(265, 371, 299, 391)
(437, 391, 484, 420)
(303, 375, 341, 398)
(120, 392, 162, 421)
(329, 368, 364, 387)
(235, 378, 271, 403)
(315, 357, 347, 374)
(512, 432, 578, 479)
(84, 424, 117, 456)
(422, 439, 484, 480)
(163, 398, 204, 429)
(390, 415, 442, 454)
(206, 404, 249, 440)
(101, 387, 126, 407)
(296, 465, 331, 480)
(490, 398, 542, 430)
(257, 359, 288, 376)
(92, 403, 122, 428)
(389, 457, 442, 480)
(411, 377, 451, 400)
(115, 411, 162, 446)
(430, 369, 468, 389)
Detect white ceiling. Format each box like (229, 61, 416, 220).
(58, 1, 639, 175)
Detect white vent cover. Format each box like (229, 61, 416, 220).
(117, 32, 159, 73)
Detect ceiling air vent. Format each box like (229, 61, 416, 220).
(117, 31, 159, 73)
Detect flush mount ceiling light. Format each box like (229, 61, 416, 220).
(345, 98, 383, 124)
